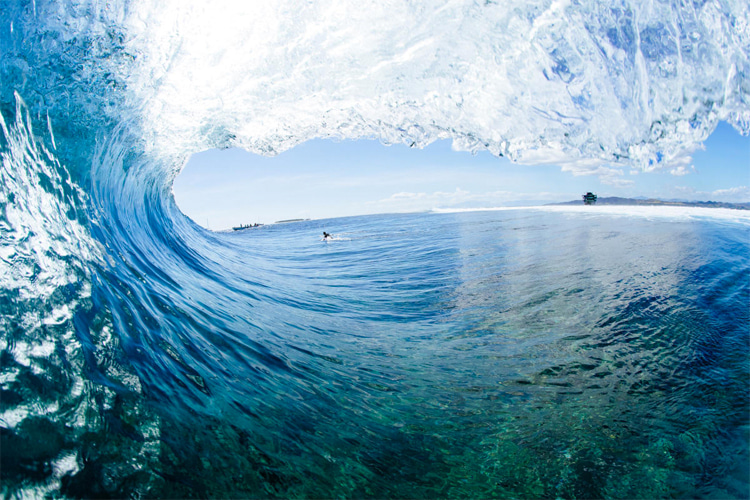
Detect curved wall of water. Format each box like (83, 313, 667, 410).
(1, 0, 749, 497)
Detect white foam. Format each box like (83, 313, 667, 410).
(35, 0, 745, 173)
(434, 205, 750, 223)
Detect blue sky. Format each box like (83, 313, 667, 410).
(173, 122, 749, 230)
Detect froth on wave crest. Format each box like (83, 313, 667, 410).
(433, 205, 750, 223)
(1, 0, 748, 181)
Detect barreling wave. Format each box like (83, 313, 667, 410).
(2, 0, 749, 172)
(1, 0, 749, 497)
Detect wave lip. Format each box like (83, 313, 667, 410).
(2, 0, 748, 174)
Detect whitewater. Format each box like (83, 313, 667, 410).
(1, 0, 748, 498)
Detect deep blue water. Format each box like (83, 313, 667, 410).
(2, 0, 749, 497)
(3, 199, 749, 498)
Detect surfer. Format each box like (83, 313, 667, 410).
(323, 231, 332, 240)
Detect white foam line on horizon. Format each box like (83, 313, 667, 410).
(432, 205, 750, 223)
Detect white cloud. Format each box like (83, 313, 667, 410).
(712, 186, 749, 198)
(600, 177, 635, 187)
(518, 150, 608, 177)
(386, 191, 428, 201)
(670, 185, 749, 202)
(558, 164, 635, 187)
(669, 166, 690, 176)
(375, 188, 472, 210)
(372, 187, 565, 213)
(666, 155, 694, 176)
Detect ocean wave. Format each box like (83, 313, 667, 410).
(434, 204, 750, 223)
(2, 0, 748, 175)
(1, 0, 749, 497)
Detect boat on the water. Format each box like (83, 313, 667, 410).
(582, 192, 597, 205)
(232, 223, 263, 231)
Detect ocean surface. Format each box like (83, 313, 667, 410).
(3, 202, 749, 498)
(1, 0, 749, 498)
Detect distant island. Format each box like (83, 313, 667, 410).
(550, 197, 750, 210)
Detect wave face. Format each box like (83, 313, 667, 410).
(1, 0, 749, 498)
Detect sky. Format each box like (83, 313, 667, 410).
(173, 121, 749, 230)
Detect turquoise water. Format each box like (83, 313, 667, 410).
(1, 0, 749, 497)
(3, 197, 749, 497)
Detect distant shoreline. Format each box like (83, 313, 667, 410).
(549, 197, 749, 210)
